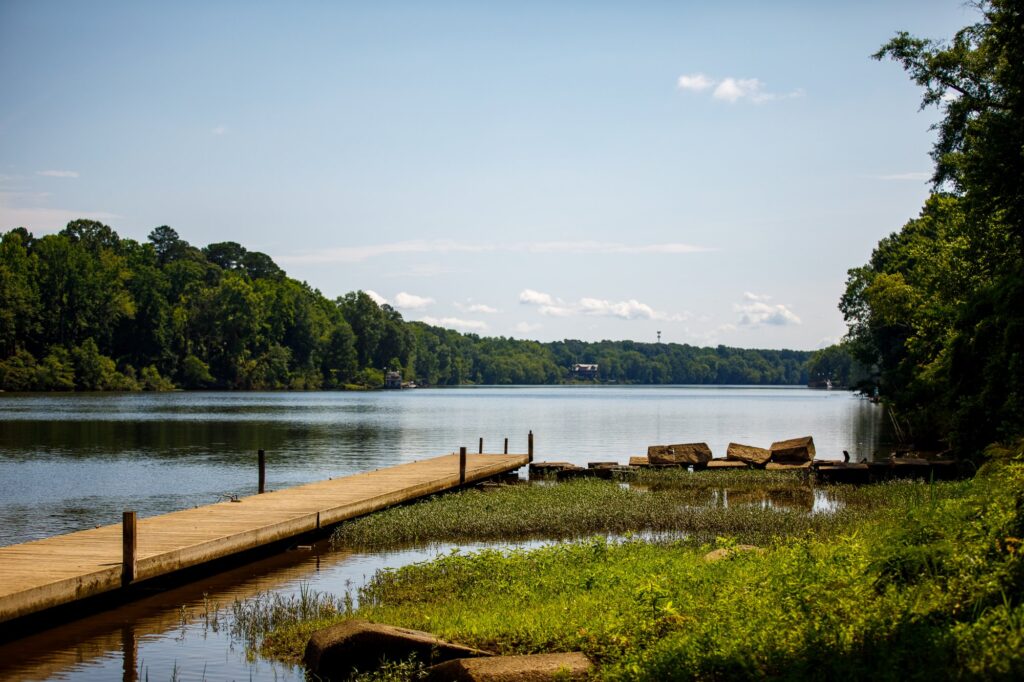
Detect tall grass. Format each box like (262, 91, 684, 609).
(271, 460, 1023, 680)
(331, 471, 970, 549)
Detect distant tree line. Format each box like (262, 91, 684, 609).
(0, 222, 815, 391)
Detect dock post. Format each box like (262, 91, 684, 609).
(479, 437, 483, 454)
(459, 446, 467, 484)
(122, 511, 137, 586)
(258, 449, 266, 494)
(504, 437, 508, 454)
(528, 430, 534, 463)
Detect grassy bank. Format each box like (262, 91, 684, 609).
(330, 469, 970, 548)
(248, 460, 1022, 680)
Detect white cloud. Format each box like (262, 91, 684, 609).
(677, 73, 714, 92)
(874, 171, 930, 181)
(420, 316, 488, 332)
(734, 293, 801, 327)
(279, 240, 712, 264)
(36, 170, 79, 178)
(212, 125, 227, 135)
(455, 301, 499, 314)
(394, 291, 435, 310)
(678, 73, 803, 104)
(519, 289, 557, 306)
(364, 290, 388, 305)
(520, 290, 688, 322)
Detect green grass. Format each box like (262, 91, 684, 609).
(331, 469, 970, 549)
(262, 458, 1024, 680)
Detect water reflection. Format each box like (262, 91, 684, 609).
(0, 387, 890, 547)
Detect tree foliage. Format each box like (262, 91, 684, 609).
(0, 223, 815, 391)
(846, 0, 1023, 452)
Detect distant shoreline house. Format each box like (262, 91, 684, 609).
(572, 363, 599, 380)
(384, 370, 403, 389)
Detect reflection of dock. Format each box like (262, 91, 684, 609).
(0, 452, 528, 625)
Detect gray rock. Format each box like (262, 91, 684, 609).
(424, 652, 592, 681)
(304, 620, 491, 680)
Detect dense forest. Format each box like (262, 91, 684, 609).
(0, 223, 814, 391)
(841, 0, 1023, 455)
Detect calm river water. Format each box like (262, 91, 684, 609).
(0, 386, 889, 681)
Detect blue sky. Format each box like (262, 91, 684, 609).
(0, 1, 974, 349)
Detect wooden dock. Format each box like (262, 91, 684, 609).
(0, 451, 529, 624)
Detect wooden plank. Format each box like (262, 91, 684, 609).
(0, 452, 527, 623)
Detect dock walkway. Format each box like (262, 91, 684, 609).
(0, 452, 528, 624)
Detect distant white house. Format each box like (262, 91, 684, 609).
(572, 363, 599, 379)
(384, 370, 403, 389)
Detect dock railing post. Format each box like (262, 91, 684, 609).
(258, 449, 266, 494)
(479, 437, 483, 454)
(459, 446, 467, 484)
(504, 437, 508, 454)
(528, 430, 534, 463)
(122, 510, 137, 586)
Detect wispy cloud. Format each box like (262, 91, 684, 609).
(280, 240, 713, 264)
(394, 291, 434, 310)
(873, 171, 930, 181)
(678, 73, 803, 104)
(36, 170, 79, 178)
(364, 290, 388, 305)
(420, 316, 488, 332)
(455, 301, 499, 314)
(735, 292, 801, 326)
(0, 191, 118, 232)
(519, 289, 688, 322)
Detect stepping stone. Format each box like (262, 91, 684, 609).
(769, 436, 816, 463)
(425, 652, 592, 681)
(304, 620, 490, 679)
(726, 442, 771, 466)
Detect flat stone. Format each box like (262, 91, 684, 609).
(648, 442, 713, 466)
(628, 456, 650, 467)
(726, 442, 771, 466)
(769, 436, 816, 463)
(528, 462, 578, 474)
(424, 652, 592, 681)
(587, 461, 619, 469)
(705, 459, 749, 469)
(765, 461, 813, 471)
(304, 620, 491, 679)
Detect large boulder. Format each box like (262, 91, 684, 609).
(647, 443, 712, 466)
(726, 442, 771, 466)
(424, 652, 592, 681)
(304, 620, 491, 680)
(769, 436, 815, 463)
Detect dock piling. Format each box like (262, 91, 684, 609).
(459, 446, 467, 484)
(258, 449, 266, 494)
(122, 511, 136, 586)
(528, 431, 534, 463)
(504, 437, 508, 454)
(479, 437, 483, 454)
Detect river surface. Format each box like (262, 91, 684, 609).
(0, 386, 889, 681)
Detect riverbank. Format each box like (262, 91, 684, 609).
(242, 455, 1023, 680)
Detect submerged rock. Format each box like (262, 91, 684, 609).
(726, 442, 771, 466)
(648, 442, 712, 466)
(304, 620, 491, 680)
(769, 436, 816, 463)
(425, 652, 592, 681)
